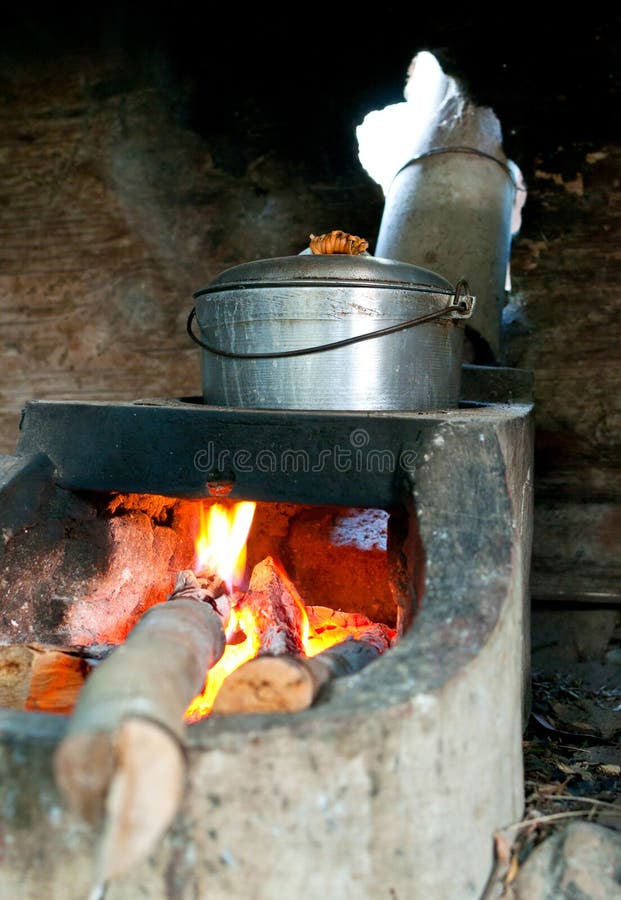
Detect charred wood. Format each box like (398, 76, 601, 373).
(241, 555, 306, 655)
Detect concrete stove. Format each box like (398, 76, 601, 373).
(0, 365, 533, 900)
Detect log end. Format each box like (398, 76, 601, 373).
(54, 718, 186, 882)
(97, 718, 186, 883)
(212, 655, 316, 715)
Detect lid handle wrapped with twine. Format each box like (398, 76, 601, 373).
(309, 230, 369, 255)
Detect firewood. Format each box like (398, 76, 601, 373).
(97, 718, 185, 884)
(53, 569, 228, 881)
(241, 555, 306, 655)
(212, 624, 393, 715)
(0, 643, 90, 714)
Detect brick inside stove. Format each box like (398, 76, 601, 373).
(0, 489, 408, 687)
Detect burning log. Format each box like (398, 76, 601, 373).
(212, 623, 393, 715)
(182, 555, 306, 722)
(211, 555, 395, 715)
(53, 569, 228, 884)
(0, 643, 90, 713)
(240, 555, 306, 655)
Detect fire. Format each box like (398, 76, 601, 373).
(185, 500, 393, 722)
(185, 602, 263, 721)
(185, 501, 258, 722)
(195, 500, 256, 592)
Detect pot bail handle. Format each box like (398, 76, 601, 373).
(186, 279, 475, 360)
(309, 230, 369, 255)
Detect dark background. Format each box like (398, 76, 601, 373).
(4, 6, 620, 176)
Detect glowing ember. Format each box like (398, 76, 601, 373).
(304, 607, 393, 656)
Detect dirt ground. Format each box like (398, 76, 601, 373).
(483, 607, 621, 898)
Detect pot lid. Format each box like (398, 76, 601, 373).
(193, 230, 455, 299)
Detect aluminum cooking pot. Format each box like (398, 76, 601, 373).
(188, 231, 475, 411)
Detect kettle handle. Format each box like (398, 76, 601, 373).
(186, 280, 474, 360)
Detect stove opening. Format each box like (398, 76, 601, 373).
(1, 491, 423, 720)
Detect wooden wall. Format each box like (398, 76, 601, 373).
(1, 11, 619, 601)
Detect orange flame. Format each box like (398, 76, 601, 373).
(185, 601, 262, 721)
(195, 500, 256, 592)
(185, 501, 258, 722)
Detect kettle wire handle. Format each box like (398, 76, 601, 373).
(187, 280, 474, 360)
